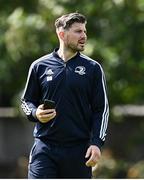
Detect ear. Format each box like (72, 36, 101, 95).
(58, 31, 65, 40)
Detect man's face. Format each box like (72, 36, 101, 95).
(63, 22, 87, 52)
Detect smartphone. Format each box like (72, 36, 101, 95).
(43, 99, 56, 109)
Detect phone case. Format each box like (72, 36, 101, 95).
(43, 99, 55, 109)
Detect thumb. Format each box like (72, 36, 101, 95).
(85, 147, 91, 158)
(38, 104, 44, 109)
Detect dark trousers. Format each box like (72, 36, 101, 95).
(28, 138, 92, 179)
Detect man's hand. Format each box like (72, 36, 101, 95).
(85, 145, 101, 167)
(36, 104, 56, 123)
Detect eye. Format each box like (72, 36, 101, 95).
(75, 30, 82, 33)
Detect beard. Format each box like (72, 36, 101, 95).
(67, 42, 85, 52)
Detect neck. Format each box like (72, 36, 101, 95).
(57, 45, 77, 62)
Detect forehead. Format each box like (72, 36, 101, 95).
(68, 22, 86, 30)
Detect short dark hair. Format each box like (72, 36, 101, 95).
(55, 12, 87, 30)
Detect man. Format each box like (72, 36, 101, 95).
(21, 12, 109, 178)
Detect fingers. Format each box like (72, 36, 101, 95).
(85, 146, 101, 167)
(36, 105, 56, 123)
(40, 115, 56, 123)
(39, 104, 44, 109)
(40, 109, 56, 115)
(86, 160, 96, 167)
(85, 154, 98, 167)
(39, 110, 56, 123)
(85, 147, 91, 158)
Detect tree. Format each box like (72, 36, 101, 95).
(0, 0, 144, 106)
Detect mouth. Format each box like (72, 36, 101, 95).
(78, 40, 86, 46)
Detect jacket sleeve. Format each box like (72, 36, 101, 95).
(21, 63, 40, 122)
(90, 63, 109, 149)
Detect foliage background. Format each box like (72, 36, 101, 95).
(1, 0, 144, 107)
(0, 0, 144, 178)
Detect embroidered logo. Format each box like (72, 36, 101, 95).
(45, 69, 54, 81)
(46, 69, 54, 75)
(75, 66, 86, 75)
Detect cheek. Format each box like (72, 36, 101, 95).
(64, 35, 71, 43)
(68, 35, 79, 43)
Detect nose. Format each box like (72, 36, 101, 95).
(81, 32, 87, 39)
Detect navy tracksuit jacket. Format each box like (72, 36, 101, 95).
(21, 49, 109, 149)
